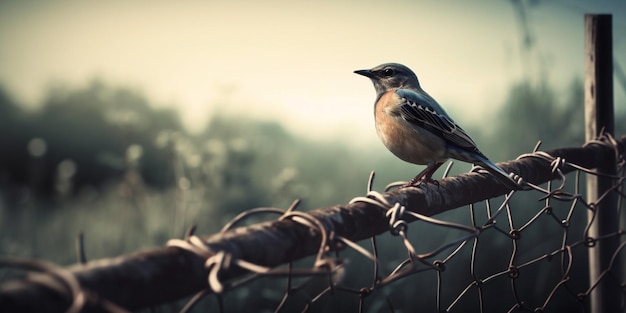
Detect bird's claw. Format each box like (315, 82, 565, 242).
(402, 177, 439, 188)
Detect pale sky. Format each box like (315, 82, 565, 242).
(1, 0, 625, 144)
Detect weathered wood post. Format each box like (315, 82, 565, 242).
(584, 14, 620, 313)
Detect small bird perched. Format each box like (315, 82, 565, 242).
(354, 63, 519, 190)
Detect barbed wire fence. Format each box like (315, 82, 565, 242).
(1, 14, 625, 313)
(0, 134, 625, 313)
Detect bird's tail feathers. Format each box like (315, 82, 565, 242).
(474, 156, 520, 190)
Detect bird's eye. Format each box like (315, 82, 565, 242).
(381, 68, 394, 77)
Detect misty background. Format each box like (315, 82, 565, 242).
(1, 0, 626, 312)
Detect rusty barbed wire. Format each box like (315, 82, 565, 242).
(1, 135, 625, 312)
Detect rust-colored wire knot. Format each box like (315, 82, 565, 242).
(507, 266, 520, 279)
(205, 251, 230, 294)
(509, 229, 521, 240)
(584, 237, 597, 247)
(386, 203, 408, 236)
(433, 260, 446, 272)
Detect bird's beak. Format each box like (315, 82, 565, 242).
(354, 69, 374, 78)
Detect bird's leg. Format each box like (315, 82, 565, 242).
(404, 162, 444, 187)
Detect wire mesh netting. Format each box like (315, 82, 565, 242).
(1, 134, 625, 313)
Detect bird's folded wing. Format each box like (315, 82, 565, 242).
(396, 89, 479, 152)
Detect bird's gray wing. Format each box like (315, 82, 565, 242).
(395, 88, 479, 152)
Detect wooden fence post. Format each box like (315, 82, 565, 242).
(584, 14, 620, 313)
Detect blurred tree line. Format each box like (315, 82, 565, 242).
(0, 80, 375, 207)
(0, 80, 180, 199)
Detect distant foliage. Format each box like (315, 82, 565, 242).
(0, 81, 375, 211)
(0, 80, 183, 199)
(495, 78, 586, 160)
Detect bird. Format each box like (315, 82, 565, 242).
(354, 63, 519, 190)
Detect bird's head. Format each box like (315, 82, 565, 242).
(354, 63, 421, 96)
